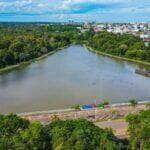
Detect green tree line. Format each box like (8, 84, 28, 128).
(0, 110, 149, 150)
(0, 114, 125, 150)
(0, 24, 150, 69)
(0, 24, 79, 69)
(80, 30, 150, 62)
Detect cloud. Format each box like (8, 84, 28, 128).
(0, 0, 149, 22)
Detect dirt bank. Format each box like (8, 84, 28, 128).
(20, 102, 148, 124)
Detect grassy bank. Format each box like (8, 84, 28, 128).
(0, 61, 31, 75)
(34, 46, 68, 61)
(84, 45, 150, 67)
(0, 52, 55, 75)
(0, 46, 68, 75)
(1, 44, 150, 75)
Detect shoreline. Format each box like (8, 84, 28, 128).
(1, 44, 149, 75)
(0, 46, 68, 75)
(0, 61, 31, 75)
(19, 100, 149, 116)
(20, 101, 149, 126)
(16, 101, 150, 139)
(83, 45, 150, 67)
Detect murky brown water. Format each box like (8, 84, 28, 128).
(0, 45, 150, 113)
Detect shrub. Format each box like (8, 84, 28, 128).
(146, 102, 150, 109)
(102, 99, 110, 105)
(126, 110, 150, 150)
(71, 104, 81, 110)
(129, 99, 138, 107)
(48, 119, 124, 150)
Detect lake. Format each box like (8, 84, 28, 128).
(0, 45, 150, 113)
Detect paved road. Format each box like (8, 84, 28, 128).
(95, 119, 128, 139)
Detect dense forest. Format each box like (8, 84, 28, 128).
(81, 29, 150, 62)
(0, 23, 79, 69)
(0, 110, 149, 150)
(0, 23, 150, 70)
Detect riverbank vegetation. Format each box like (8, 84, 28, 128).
(126, 109, 150, 150)
(80, 30, 150, 63)
(0, 23, 78, 69)
(0, 110, 149, 149)
(0, 23, 150, 71)
(0, 114, 126, 149)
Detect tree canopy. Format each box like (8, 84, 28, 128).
(0, 114, 126, 150)
(0, 111, 150, 150)
(0, 23, 79, 69)
(126, 109, 150, 150)
(0, 23, 149, 69)
(48, 119, 124, 150)
(81, 30, 150, 62)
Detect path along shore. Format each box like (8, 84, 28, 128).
(20, 101, 149, 124)
(20, 101, 149, 139)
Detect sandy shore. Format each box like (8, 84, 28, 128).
(19, 102, 149, 139)
(20, 102, 148, 124)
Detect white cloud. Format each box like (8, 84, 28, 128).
(0, 0, 149, 22)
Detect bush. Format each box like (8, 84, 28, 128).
(129, 99, 138, 107)
(0, 114, 29, 149)
(0, 114, 126, 150)
(13, 121, 50, 150)
(146, 102, 150, 109)
(71, 104, 81, 110)
(102, 99, 110, 105)
(48, 119, 124, 150)
(126, 110, 150, 150)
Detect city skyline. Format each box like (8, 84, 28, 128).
(0, 0, 150, 22)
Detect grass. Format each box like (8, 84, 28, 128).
(0, 61, 31, 75)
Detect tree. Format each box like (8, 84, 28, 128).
(48, 119, 124, 150)
(0, 24, 79, 69)
(119, 44, 128, 56)
(125, 50, 137, 59)
(129, 99, 138, 107)
(0, 114, 29, 149)
(13, 121, 51, 150)
(3, 52, 15, 65)
(126, 110, 150, 150)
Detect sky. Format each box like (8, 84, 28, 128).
(0, 0, 150, 22)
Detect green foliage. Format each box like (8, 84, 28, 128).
(48, 119, 124, 150)
(0, 113, 126, 150)
(82, 31, 150, 62)
(3, 112, 150, 150)
(126, 110, 150, 150)
(129, 99, 138, 107)
(71, 104, 81, 110)
(0, 114, 29, 149)
(0, 24, 149, 69)
(102, 99, 110, 105)
(0, 23, 79, 69)
(146, 102, 150, 109)
(13, 121, 50, 150)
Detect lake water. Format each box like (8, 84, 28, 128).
(0, 45, 150, 113)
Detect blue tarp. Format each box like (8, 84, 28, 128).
(81, 104, 93, 110)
